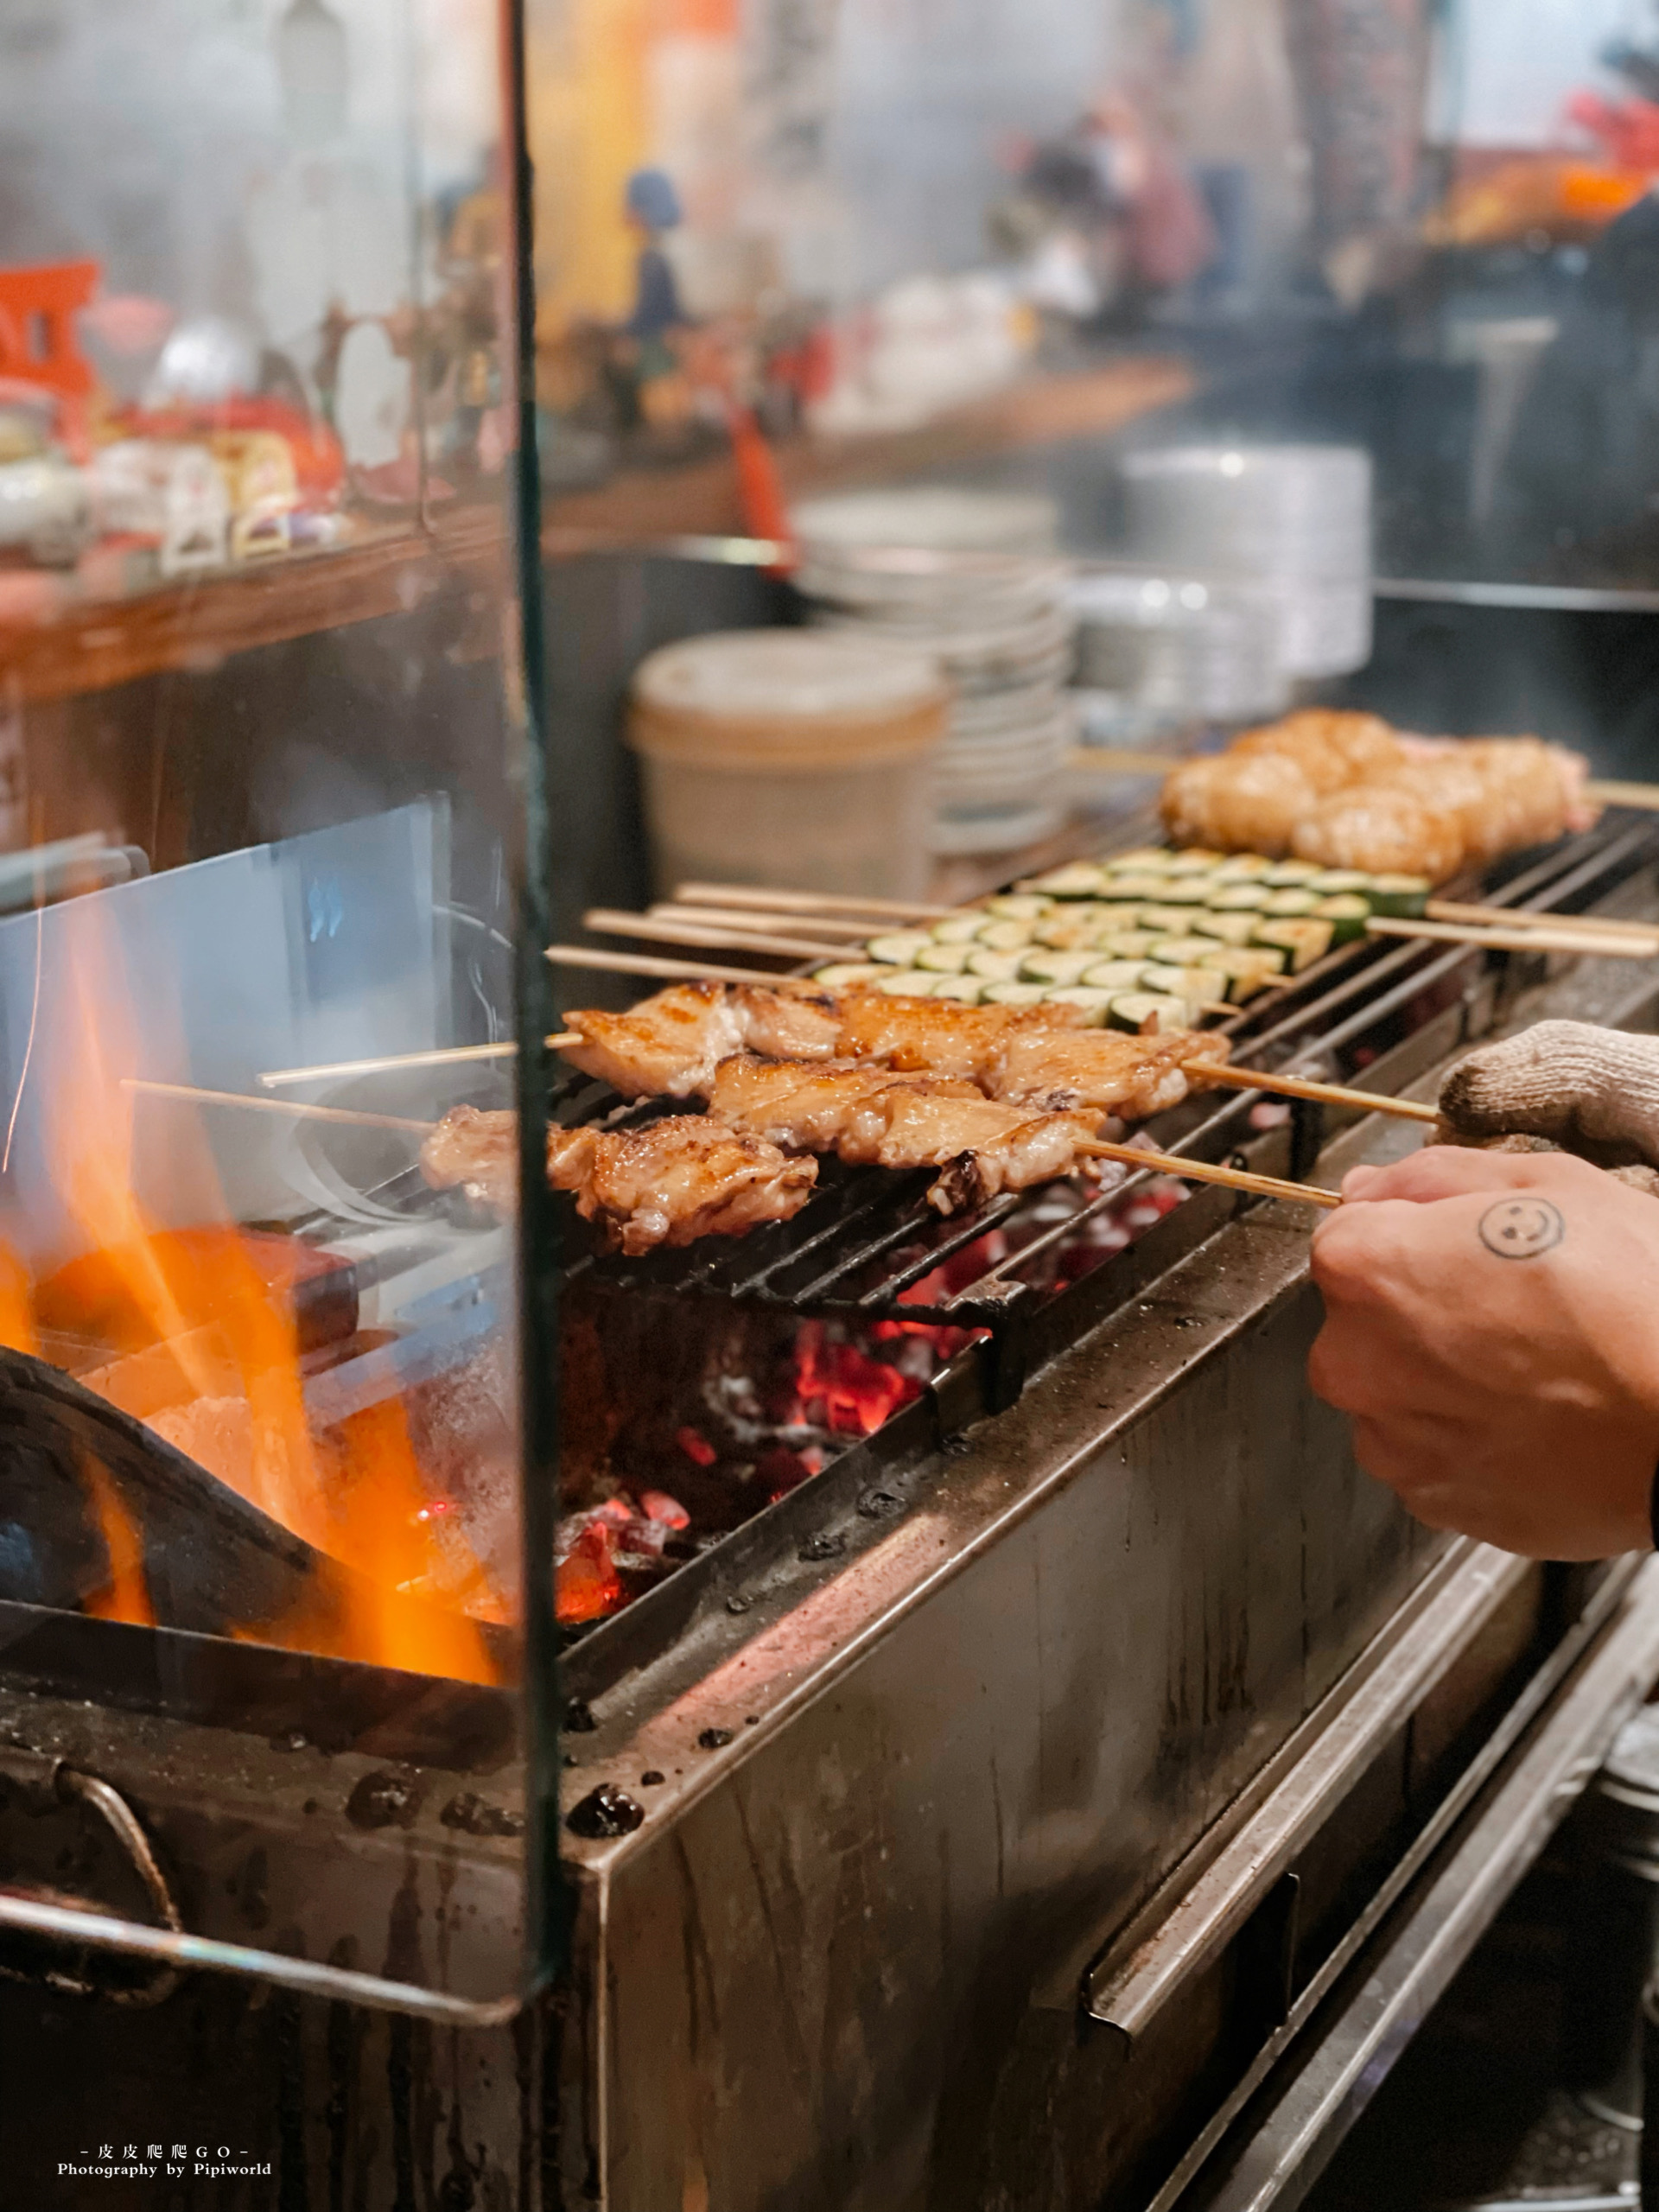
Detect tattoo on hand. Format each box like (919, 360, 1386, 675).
(1478, 1198, 1566, 1260)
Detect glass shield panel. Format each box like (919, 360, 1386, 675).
(0, 0, 551, 2014)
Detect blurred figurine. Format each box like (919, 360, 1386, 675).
(620, 168, 696, 426)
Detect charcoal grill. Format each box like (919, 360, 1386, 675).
(7, 813, 1659, 2209)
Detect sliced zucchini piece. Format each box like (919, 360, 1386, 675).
(1100, 873, 1173, 904)
(1023, 861, 1110, 899)
(1041, 986, 1118, 1025)
(981, 981, 1051, 1007)
(1020, 948, 1100, 986)
(1260, 861, 1322, 888)
(1095, 929, 1160, 958)
(983, 893, 1052, 920)
(1203, 942, 1292, 986)
(966, 948, 1028, 982)
(1253, 918, 1336, 971)
(1077, 960, 1147, 992)
(1367, 874, 1432, 918)
(810, 962, 887, 988)
(930, 975, 988, 1003)
(976, 918, 1039, 952)
(1108, 992, 1192, 1035)
(1154, 877, 1215, 907)
(930, 912, 992, 944)
(1260, 888, 1320, 918)
(1306, 868, 1371, 898)
(1147, 936, 1228, 968)
(1138, 903, 1198, 935)
(1103, 846, 1178, 874)
(1310, 893, 1370, 944)
(914, 942, 975, 973)
(1192, 911, 1262, 946)
(871, 969, 941, 997)
(867, 931, 932, 966)
(1141, 963, 1229, 1008)
(1208, 882, 1272, 913)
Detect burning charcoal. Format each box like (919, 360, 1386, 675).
(565, 1783, 644, 1838)
(639, 1491, 690, 1530)
(346, 1770, 423, 1831)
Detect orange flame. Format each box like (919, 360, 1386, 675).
(25, 876, 502, 1684)
(0, 1238, 37, 1355)
(79, 1452, 155, 1627)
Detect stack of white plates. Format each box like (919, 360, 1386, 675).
(1119, 444, 1374, 680)
(791, 489, 1077, 855)
(1066, 571, 1292, 738)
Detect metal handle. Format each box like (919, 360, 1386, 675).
(1085, 1544, 1535, 2050)
(0, 1762, 184, 2007)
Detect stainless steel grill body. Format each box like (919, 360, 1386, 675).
(4, 830, 1659, 2210)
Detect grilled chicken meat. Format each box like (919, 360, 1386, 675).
(561, 980, 842, 1100)
(988, 1027, 1226, 1119)
(546, 1116, 817, 1255)
(709, 1054, 1112, 1213)
(1290, 785, 1465, 879)
(832, 992, 1087, 1084)
(421, 1103, 817, 1253)
(1160, 750, 1315, 859)
(421, 1103, 518, 1212)
(1162, 713, 1594, 880)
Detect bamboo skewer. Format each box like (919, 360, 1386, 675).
(546, 944, 803, 988)
(582, 908, 848, 961)
(124, 1078, 436, 1135)
(1189, 1061, 1440, 1123)
(258, 1038, 579, 1089)
(1586, 780, 1659, 811)
(1368, 917, 1652, 958)
(649, 900, 876, 942)
(1426, 899, 1659, 944)
(674, 881, 952, 920)
(1077, 1139, 1342, 1210)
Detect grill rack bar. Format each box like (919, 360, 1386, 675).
(550, 819, 1657, 1342)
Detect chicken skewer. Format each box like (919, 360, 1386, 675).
(705, 1056, 1121, 1213)
(420, 1103, 819, 1253)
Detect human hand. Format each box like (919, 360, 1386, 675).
(1307, 1145, 1659, 1559)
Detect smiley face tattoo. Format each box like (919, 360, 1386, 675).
(1478, 1197, 1567, 1260)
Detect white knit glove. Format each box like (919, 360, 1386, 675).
(1437, 1021, 1659, 1171)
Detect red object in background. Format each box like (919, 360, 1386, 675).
(123, 394, 346, 508)
(0, 260, 100, 456)
(1567, 90, 1659, 175)
(727, 400, 794, 571)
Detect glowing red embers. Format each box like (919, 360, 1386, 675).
(787, 1321, 921, 1438)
